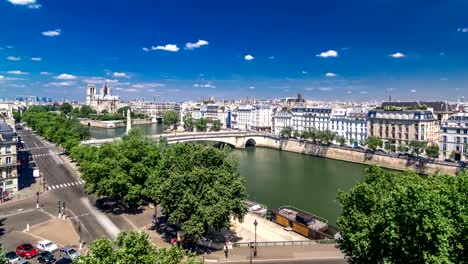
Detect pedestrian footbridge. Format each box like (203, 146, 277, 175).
(81, 131, 281, 149)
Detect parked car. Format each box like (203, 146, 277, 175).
(37, 240, 59, 253)
(37, 251, 56, 264)
(16, 244, 38, 259)
(444, 158, 455, 163)
(59, 247, 80, 260)
(17, 259, 31, 264)
(55, 258, 72, 264)
(5, 251, 20, 263)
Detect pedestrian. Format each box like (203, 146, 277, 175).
(223, 243, 229, 259)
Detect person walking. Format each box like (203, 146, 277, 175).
(223, 242, 229, 259)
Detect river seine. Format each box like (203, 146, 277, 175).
(89, 124, 367, 225)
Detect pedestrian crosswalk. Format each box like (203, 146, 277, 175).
(46, 180, 85, 191)
(32, 152, 63, 158)
(29, 146, 55, 150)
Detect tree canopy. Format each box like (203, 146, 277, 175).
(211, 119, 222, 131)
(425, 144, 440, 158)
(58, 102, 73, 114)
(183, 113, 194, 132)
(195, 118, 208, 132)
(163, 110, 180, 128)
(363, 136, 383, 150)
(78, 231, 201, 264)
(71, 130, 247, 238)
(409, 140, 427, 156)
(337, 166, 468, 263)
(280, 127, 292, 138)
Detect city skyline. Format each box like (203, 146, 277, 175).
(1, 0, 468, 101)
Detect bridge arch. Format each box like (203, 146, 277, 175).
(245, 138, 256, 147)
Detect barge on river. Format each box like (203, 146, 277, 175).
(271, 206, 340, 240)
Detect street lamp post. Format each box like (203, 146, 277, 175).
(58, 200, 61, 218)
(36, 191, 40, 208)
(78, 220, 82, 249)
(249, 242, 254, 264)
(62, 201, 66, 219)
(253, 219, 258, 257)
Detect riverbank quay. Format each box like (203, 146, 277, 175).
(84, 131, 462, 175)
(79, 118, 156, 128)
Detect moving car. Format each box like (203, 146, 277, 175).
(37, 251, 56, 264)
(5, 251, 20, 263)
(33, 169, 41, 178)
(59, 246, 80, 260)
(37, 240, 59, 253)
(15, 244, 38, 259)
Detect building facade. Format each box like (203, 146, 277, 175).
(440, 113, 468, 161)
(367, 109, 439, 146)
(290, 106, 332, 133)
(0, 122, 19, 195)
(273, 109, 292, 135)
(330, 108, 368, 143)
(86, 83, 120, 113)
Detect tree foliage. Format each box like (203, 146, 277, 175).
(364, 136, 383, 150)
(12, 110, 21, 122)
(409, 140, 427, 156)
(0, 243, 7, 264)
(211, 119, 222, 131)
(22, 106, 90, 151)
(78, 231, 201, 264)
(425, 144, 440, 159)
(163, 110, 180, 128)
(195, 118, 208, 132)
(279, 127, 292, 138)
(337, 137, 346, 146)
(337, 166, 468, 263)
(72, 131, 247, 238)
(58, 102, 73, 114)
(183, 113, 194, 132)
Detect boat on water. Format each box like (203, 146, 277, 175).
(271, 206, 340, 240)
(245, 200, 268, 217)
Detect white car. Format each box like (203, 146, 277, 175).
(36, 240, 59, 253)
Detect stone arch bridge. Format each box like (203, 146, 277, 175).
(81, 131, 281, 149)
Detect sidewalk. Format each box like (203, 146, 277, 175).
(203, 244, 344, 263)
(27, 218, 81, 249)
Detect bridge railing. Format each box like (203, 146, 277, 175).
(232, 239, 336, 248)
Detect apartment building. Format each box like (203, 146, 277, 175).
(273, 108, 292, 135)
(440, 113, 468, 161)
(330, 107, 368, 143)
(367, 109, 439, 146)
(0, 122, 19, 195)
(290, 106, 332, 133)
(235, 105, 273, 131)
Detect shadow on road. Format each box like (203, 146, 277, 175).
(0, 218, 6, 239)
(94, 197, 144, 215)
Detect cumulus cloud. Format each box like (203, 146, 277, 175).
(193, 82, 216, 88)
(185, 40, 209, 50)
(347, 90, 352, 94)
(301, 70, 308, 75)
(31, 57, 42, 61)
(105, 79, 119, 84)
(7, 56, 21, 61)
(40, 71, 51, 75)
(360, 91, 368, 94)
(325, 72, 337, 77)
(131, 83, 165, 89)
(42, 29, 61, 37)
(124, 88, 137, 92)
(48, 82, 73, 86)
(318, 87, 333, 91)
(113, 72, 128, 78)
(410, 89, 417, 93)
(249, 86, 255, 90)
(27, 3, 41, 8)
(389, 52, 405, 58)
(457, 28, 468, 33)
(151, 44, 179, 52)
(0, 75, 4, 79)
(244, 54, 254, 61)
(7, 0, 37, 5)
(268, 56, 275, 59)
(316, 50, 338, 58)
(7, 70, 28, 75)
(55, 73, 77, 80)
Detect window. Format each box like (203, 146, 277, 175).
(6, 157, 11, 164)
(443, 136, 447, 142)
(5, 146, 11, 153)
(443, 144, 447, 151)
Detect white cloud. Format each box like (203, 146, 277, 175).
(131, 83, 165, 89)
(301, 70, 308, 75)
(27, 3, 41, 8)
(457, 28, 468, 33)
(7, 56, 21, 61)
(249, 86, 255, 90)
(8, 84, 26, 88)
(55, 73, 77, 80)
(325, 72, 337, 77)
(113, 72, 128, 78)
(124, 88, 137, 92)
(389, 52, 405, 58)
(40, 71, 51, 75)
(268, 56, 275, 59)
(7, 70, 28, 75)
(42, 29, 61, 37)
(360, 91, 368, 94)
(105, 79, 119, 84)
(346, 90, 352, 94)
(318, 87, 333, 91)
(7, 0, 35, 5)
(31, 57, 42, 61)
(316, 50, 338, 58)
(5, 46, 13, 49)
(142, 47, 150, 52)
(115, 87, 123, 91)
(410, 89, 417, 93)
(185, 40, 209, 50)
(152, 44, 179, 52)
(193, 82, 216, 88)
(0, 75, 4, 79)
(244, 54, 254, 61)
(48, 82, 73, 86)
(304, 87, 315, 91)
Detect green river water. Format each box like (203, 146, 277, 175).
(89, 124, 368, 225)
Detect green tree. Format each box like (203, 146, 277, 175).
(144, 143, 247, 239)
(397, 144, 409, 153)
(183, 113, 194, 132)
(338, 137, 346, 146)
(163, 110, 179, 129)
(195, 118, 208, 132)
(12, 110, 21, 122)
(0, 243, 7, 264)
(365, 136, 383, 150)
(78, 231, 201, 264)
(317, 130, 336, 145)
(117, 106, 130, 116)
(293, 130, 301, 138)
(337, 166, 468, 263)
(425, 144, 440, 159)
(349, 138, 355, 146)
(211, 119, 222, 131)
(409, 140, 427, 156)
(80, 105, 96, 118)
(58, 102, 73, 114)
(279, 127, 292, 138)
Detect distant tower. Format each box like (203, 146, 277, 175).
(86, 84, 97, 105)
(389, 94, 392, 102)
(101, 82, 110, 97)
(126, 109, 132, 134)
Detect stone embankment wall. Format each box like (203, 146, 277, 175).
(251, 136, 459, 176)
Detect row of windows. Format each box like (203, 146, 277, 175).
(442, 128, 468, 134)
(441, 136, 468, 144)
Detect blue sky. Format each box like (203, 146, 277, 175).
(0, 0, 467, 102)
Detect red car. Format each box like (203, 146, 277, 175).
(16, 243, 38, 259)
